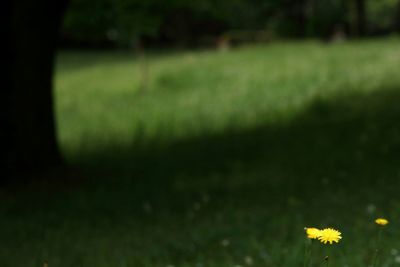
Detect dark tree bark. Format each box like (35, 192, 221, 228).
(2, 0, 69, 174)
(287, 0, 310, 37)
(354, 0, 366, 36)
(395, 0, 400, 33)
(297, 0, 311, 37)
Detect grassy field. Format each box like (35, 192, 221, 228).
(2, 38, 400, 267)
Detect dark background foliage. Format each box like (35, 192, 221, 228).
(61, 0, 400, 48)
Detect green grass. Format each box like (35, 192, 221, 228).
(2, 38, 400, 266)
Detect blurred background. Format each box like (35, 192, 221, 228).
(62, 0, 400, 47)
(3, 0, 400, 266)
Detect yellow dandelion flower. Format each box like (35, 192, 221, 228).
(375, 218, 388, 226)
(318, 228, 342, 244)
(305, 227, 322, 239)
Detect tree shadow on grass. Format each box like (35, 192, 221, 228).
(4, 85, 400, 219)
(2, 85, 400, 267)
(74, 85, 400, 208)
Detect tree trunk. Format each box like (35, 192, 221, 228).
(290, 0, 310, 37)
(395, 0, 400, 33)
(3, 0, 68, 174)
(354, 0, 366, 36)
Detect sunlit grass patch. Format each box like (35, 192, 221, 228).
(55, 38, 400, 157)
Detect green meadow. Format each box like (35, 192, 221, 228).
(2, 38, 400, 266)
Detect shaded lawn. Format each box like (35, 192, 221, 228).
(1, 39, 400, 267)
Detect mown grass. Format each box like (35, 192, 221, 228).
(2, 38, 400, 267)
